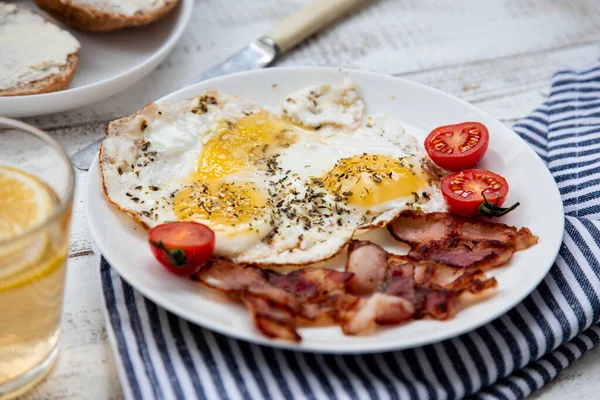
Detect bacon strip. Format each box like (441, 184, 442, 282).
(193, 258, 265, 296)
(262, 268, 356, 321)
(388, 212, 453, 244)
(389, 211, 538, 249)
(192, 237, 499, 341)
(192, 258, 356, 341)
(340, 241, 497, 331)
(387, 211, 538, 269)
(242, 291, 300, 342)
(408, 239, 514, 269)
(385, 253, 497, 320)
(193, 259, 304, 340)
(345, 240, 390, 295)
(340, 293, 415, 335)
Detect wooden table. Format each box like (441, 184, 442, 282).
(16, 0, 600, 398)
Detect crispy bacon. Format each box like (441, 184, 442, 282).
(191, 236, 500, 341)
(417, 288, 459, 320)
(300, 293, 359, 322)
(192, 258, 357, 341)
(418, 269, 498, 320)
(340, 294, 415, 335)
(459, 220, 538, 251)
(408, 239, 514, 269)
(192, 258, 266, 297)
(242, 292, 300, 342)
(339, 241, 497, 331)
(444, 268, 498, 293)
(389, 211, 538, 249)
(345, 240, 390, 295)
(262, 268, 356, 322)
(193, 259, 304, 340)
(388, 212, 452, 244)
(263, 268, 353, 302)
(387, 211, 538, 269)
(385, 253, 497, 320)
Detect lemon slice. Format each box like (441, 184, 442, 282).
(0, 231, 49, 280)
(0, 165, 54, 242)
(0, 242, 66, 292)
(0, 166, 55, 280)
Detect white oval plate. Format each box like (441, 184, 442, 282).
(1, 0, 193, 118)
(86, 67, 564, 354)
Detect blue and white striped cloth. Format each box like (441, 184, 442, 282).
(98, 62, 600, 400)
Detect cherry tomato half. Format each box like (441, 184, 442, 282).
(149, 222, 215, 275)
(425, 122, 489, 171)
(441, 169, 509, 217)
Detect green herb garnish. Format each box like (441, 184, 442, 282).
(479, 192, 520, 218)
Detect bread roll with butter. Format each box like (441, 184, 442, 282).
(34, 0, 181, 32)
(0, 4, 80, 96)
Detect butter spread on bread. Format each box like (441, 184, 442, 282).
(0, 4, 79, 92)
(33, 0, 180, 32)
(67, 0, 168, 16)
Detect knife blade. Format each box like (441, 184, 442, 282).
(190, 37, 279, 84)
(71, 0, 366, 170)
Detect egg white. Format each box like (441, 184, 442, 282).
(100, 80, 446, 266)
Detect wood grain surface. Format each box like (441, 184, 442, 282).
(14, 0, 600, 398)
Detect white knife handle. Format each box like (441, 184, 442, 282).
(266, 0, 365, 53)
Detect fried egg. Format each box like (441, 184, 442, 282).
(100, 79, 446, 265)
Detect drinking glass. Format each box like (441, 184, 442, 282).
(0, 117, 74, 399)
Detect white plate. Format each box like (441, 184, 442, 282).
(0, 0, 193, 118)
(86, 67, 564, 354)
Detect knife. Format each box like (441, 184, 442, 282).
(71, 0, 366, 170)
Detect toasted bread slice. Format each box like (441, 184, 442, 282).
(0, 54, 79, 97)
(0, 4, 80, 97)
(33, 0, 181, 32)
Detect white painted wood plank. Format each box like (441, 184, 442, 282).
(400, 42, 599, 121)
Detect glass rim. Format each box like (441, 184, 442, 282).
(0, 116, 75, 247)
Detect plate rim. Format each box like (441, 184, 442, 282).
(0, 0, 194, 117)
(86, 66, 565, 354)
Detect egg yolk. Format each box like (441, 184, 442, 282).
(173, 181, 269, 227)
(322, 154, 426, 206)
(176, 112, 298, 231)
(193, 112, 297, 180)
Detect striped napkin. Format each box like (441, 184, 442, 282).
(98, 62, 600, 400)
